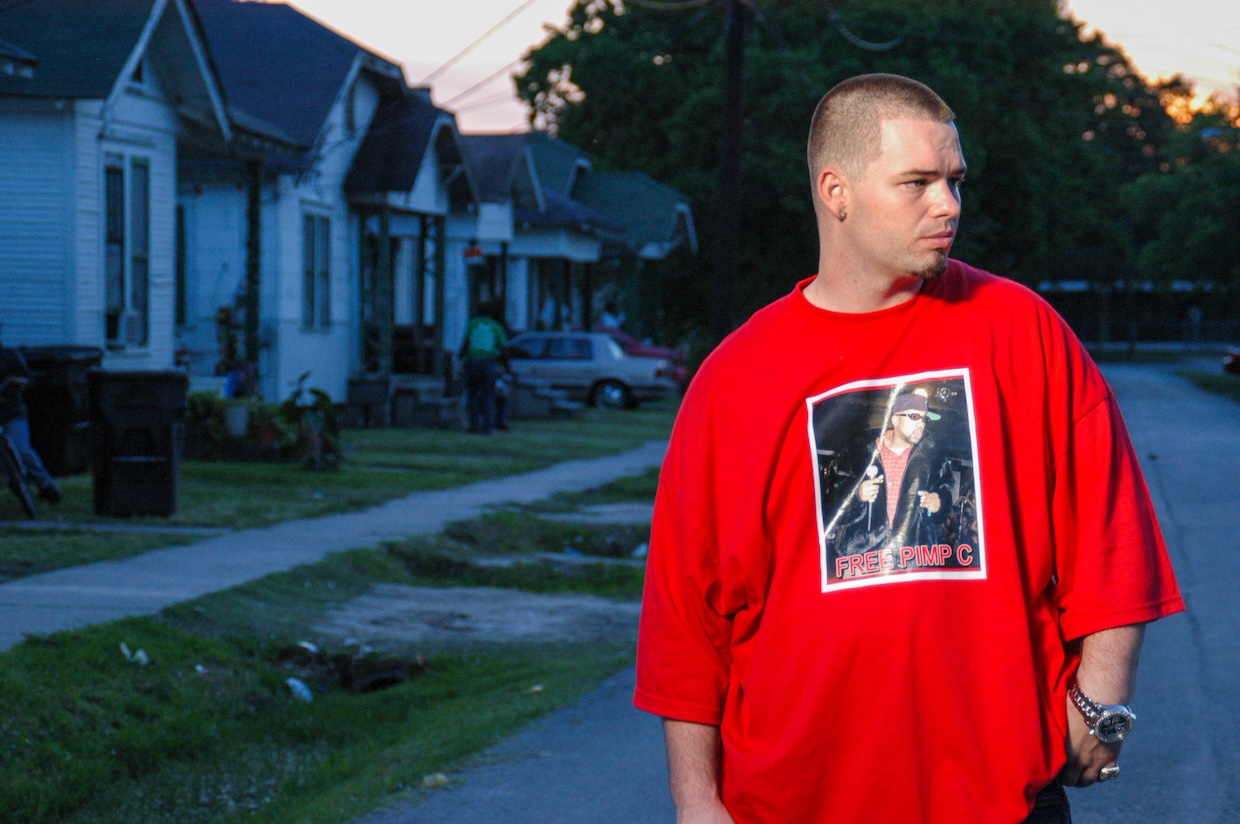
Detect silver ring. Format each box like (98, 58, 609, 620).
(1098, 764, 1120, 781)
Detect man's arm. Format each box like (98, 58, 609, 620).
(663, 719, 735, 824)
(1060, 623, 1145, 787)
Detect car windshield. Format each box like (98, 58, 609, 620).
(602, 337, 625, 359)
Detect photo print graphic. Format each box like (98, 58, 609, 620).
(807, 370, 986, 593)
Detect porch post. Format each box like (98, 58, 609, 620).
(244, 159, 262, 383)
(377, 204, 393, 378)
(581, 261, 594, 330)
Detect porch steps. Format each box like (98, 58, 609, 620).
(391, 375, 464, 429)
(511, 378, 584, 420)
(345, 375, 463, 430)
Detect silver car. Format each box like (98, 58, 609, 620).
(507, 331, 678, 409)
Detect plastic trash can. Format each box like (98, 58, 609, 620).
(88, 370, 189, 517)
(19, 345, 104, 476)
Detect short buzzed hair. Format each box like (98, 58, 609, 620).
(807, 74, 955, 190)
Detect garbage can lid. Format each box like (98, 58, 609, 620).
(19, 345, 106, 364)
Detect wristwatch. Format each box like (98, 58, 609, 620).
(1069, 683, 1137, 744)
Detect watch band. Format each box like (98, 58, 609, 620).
(1069, 683, 1136, 744)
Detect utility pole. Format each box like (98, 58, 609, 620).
(712, 0, 748, 344)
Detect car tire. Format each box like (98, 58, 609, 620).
(591, 379, 632, 410)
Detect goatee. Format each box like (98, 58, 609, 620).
(913, 253, 949, 281)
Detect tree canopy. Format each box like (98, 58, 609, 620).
(517, 0, 1234, 340)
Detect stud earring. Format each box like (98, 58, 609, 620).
(838, 208, 846, 221)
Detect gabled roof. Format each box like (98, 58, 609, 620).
(525, 130, 592, 195)
(516, 187, 624, 239)
(0, 0, 230, 141)
(461, 133, 542, 209)
(345, 87, 460, 194)
(0, 0, 154, 97)
(193, 0, 403, 149)
(0, 0, 228, 129)
(575, 171, 699, 258)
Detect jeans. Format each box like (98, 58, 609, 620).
(464, 358, 500, 434)
(1023, 781, 1071, 824)
(3, 416, 53, 490)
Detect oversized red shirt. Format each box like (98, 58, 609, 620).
(635, 261, 1184, 823)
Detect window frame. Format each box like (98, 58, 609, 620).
(302, 211, 332, 330)
(103, 152, 151, 349)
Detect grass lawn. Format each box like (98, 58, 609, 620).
(0, 400, 675, 583)
(32, 399, 675, 532)
(0, 475, 654, 824)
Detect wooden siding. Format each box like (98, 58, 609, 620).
(0, 107, 73, 343)
(73, 100, 103, 346)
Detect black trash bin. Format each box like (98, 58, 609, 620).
(88, 370, 189, 517)
(19, 345, 104, 476)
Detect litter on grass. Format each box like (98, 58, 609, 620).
(286, 677, 314, 702)
(120, 642, 149, 666)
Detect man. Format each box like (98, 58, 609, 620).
(635, 74, 1183, 823)
(0, 344, 61, 504)
(821, 389, 955, 573)
(458, 302, 508, 434)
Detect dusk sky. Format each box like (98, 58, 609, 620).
(277, 0, 1240, 132)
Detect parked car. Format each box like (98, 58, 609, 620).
(507, 331, 679, 409)
(1224, 347, 1240, 375)
(593, 327, 691, 390)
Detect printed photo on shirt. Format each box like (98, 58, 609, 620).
(807, 370, 986, 593)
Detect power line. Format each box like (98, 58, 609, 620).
(457, 90, 523, 111)
(442, 58, 526, 107)
(421, 0, 539, 84)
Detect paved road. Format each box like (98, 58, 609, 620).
(358, 363, 1238, 824)
(0, 440, 667, 651)
(1067, 364, 1239, 823)
(356, 667, 674, 824)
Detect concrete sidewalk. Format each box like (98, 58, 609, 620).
(0, 439, 666, 651)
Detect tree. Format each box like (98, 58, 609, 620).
(517, 0, 1183, 340)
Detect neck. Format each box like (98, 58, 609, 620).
(804, 266, 925, 313)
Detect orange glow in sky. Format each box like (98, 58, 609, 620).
(275, 0, 1240, 132)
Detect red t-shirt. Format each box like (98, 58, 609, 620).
(635, 261, 1184, 823)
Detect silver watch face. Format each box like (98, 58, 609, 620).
(1095, 709, 1135, 744)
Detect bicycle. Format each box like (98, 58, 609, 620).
(0, 423, 38, 519)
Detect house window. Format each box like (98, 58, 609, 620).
(302, 213, 331, 329)
(104, 154, 150, 347)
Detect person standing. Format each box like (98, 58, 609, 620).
(635, 74, 1183, 823)
(0, 344, 61, 504)
(459, 302, 508, 435)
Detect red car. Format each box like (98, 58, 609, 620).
(594, 327, 691, 390)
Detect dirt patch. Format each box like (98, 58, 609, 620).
(311, 583, 641, 653)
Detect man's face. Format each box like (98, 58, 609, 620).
(847, 118, 966, 281)
(890, 411, 927, 448)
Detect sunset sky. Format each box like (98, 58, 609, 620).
(278, 0, 1240, 132)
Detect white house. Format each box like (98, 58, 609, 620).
(0, 0, 232, 369)
(181, 0, 478, 404)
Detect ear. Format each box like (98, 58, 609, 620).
(817, 167, 847, 219)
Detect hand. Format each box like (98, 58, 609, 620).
(858, 475, 884, 503)
(1060, 694, 1122, 787)
(917, 490, 941, 513)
